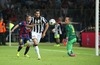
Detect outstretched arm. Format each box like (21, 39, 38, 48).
(26, 23, 35, 28)
(11, 24, 19, 33)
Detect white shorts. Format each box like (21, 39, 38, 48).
(28, 39, 34, 45)
(31, 32, 42, 44)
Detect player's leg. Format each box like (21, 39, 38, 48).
(71, 38, 77, 51)
(17, 38, 24, 57)
(56, 38, 60, 46)
(33, 38, 41, 60)
(24, 38, 30, 57)
(32, 32, 41, 60)
(66, 38, 77, 57)
(54, 34, 60, 46)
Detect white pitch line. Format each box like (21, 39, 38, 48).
(41, 49, 95, 56)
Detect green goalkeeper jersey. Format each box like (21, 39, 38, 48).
(65, 24, 76, 41)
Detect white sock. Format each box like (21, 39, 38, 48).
(34, 46, 41, 58)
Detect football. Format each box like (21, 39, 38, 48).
(49, 19, 56, 25)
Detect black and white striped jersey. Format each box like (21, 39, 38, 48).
(54, 24, 62, 35)
(31, 16, 47, 33)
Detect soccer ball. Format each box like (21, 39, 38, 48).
(49, 19, 56, 25)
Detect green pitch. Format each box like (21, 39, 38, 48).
(0, 43, 100, 65)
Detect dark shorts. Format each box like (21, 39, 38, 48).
(19, 35, 31, 45)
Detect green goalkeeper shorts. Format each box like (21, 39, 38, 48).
(54, 34, 60, 38)
(68, 38, 77, 44)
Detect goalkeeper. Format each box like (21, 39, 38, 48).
(65, 17, 77, 57)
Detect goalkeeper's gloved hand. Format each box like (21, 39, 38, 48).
(62, 37, 68, 46)
(65, 37, 68, 42)
(63, 37, 68, 42)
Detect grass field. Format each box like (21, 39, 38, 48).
(0, 43, 100, 65)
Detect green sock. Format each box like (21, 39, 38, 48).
(66, 41, 72, 52)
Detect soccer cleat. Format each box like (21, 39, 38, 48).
(69, 54, 76, 57)
(38, 56, 41, 60)
(54, 44, 60, 47)
(17, 52, 20, 57)
(38, 58, 41, 60)
(24, 54, 30, 58)
(67, 52, 76, 57)
(57, 44, 60, 47)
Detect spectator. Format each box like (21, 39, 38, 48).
(0, 17, 6, 45)
(55, 0, 61, 9)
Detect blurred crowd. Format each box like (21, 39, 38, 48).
(0, 0, 95, 28)
(0, 0, 96, 44)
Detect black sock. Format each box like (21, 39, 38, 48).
(56, 41, 60, 44)
(24, 46, 30, 55)
(17, 46, 22, 52)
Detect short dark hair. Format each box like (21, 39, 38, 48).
(65, 17, 72, 21)
(25, 15, 31, 18)
(34, 9, 40, 13)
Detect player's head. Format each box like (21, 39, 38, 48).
(26, 15, 31, 22)
(65, 17, 71, 24)
(34, 9, 40, 18)
(0, 17, 3, 22)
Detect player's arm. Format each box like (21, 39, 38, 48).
(65, 26, 69, 41)
(52, 26, 56, 33)
(11, 24, 19, 33)
(52, 28, 55, 33)
(61, 22, 66, 24)
(26, 23, 35, 28)
(42, 23, 49, 38)
(44, 23, 49, 34)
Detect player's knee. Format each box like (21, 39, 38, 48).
(32, 38, 38, 46)
(26, 45, 30, 48)
(26, 41, 30, 46)
(33, 39, 38, 43)
(20, 45, 24, 47)
(34, 44, 38, 46)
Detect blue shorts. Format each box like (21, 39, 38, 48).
(19, 35, 31, 45)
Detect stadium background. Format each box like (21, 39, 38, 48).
(0, 0, 96, 43)
(0, 1, 100, 65)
